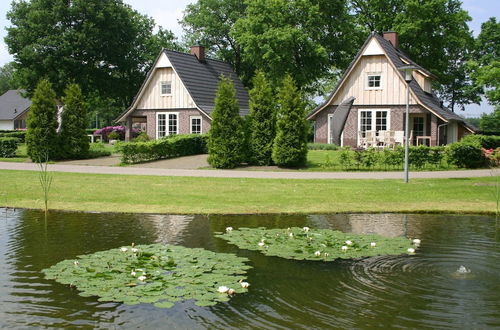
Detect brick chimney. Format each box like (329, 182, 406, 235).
(383, 31, 399, 48)
(190, 44, 205, 62)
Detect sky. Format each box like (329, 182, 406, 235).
(0, 0, 497, 117)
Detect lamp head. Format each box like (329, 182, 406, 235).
(400, 65, 417, 82)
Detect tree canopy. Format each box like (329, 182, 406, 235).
(5, 0, 180, 110)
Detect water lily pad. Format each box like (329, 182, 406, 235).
(216, 227, 418, 261)
(42, 244, 251, 308)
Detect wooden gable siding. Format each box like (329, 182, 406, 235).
(136, 68, 196, 110)
(331, 55, 418, 106)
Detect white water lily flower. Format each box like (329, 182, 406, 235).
(120, 247, 128, 252)
(345, 240, 353, 246)
(228, 288, 235, 295)
(370, 242, 377, 247)
(218, 286, 229, 293)
(314, 251, 321, 257)
(289, 233, 294, 238)
(131, 248, 138, 253)
(240, 282, 250, 288)
(138, 275, 146, 281)
(226, 227, 233, 232)
(303, 227, 310, 232)
(413, 239, 421, 245)
(258, 242, 265, 247)
(73, 261, 79, 266)
(407, 248, 416, 254)
(131, 271, 136, 276)
(341, 245, 348, 252)
(324, 253, 330, 257)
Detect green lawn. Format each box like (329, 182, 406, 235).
(0, 169, 497, 215)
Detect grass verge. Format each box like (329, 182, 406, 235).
(0, 169, 496, 215)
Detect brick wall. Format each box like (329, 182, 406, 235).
(312, 105, 440, 147)
(130, 109, 211, 139)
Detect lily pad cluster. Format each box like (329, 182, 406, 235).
(43, 244, 251, 308)
(216, 227, 419, 261)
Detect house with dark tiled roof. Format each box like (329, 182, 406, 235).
(116, 46, 249, 141)
(307, 32, 475, 147)
(0, 90, 31, 130)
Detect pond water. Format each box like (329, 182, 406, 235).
(0, 208, 499, 329)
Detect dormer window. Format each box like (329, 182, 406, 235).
(424, 78, 432, 94)
(366, 73, 382, 89)
(160, 81, 172, 95)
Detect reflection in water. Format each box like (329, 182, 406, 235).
(0, 209, 499, 328)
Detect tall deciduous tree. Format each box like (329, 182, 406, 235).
(469, 17, 500, 106)
(59, 84, 89, 159)
(351, 0, 480, 111)
(208, 76, 246, 168)
(272, 75, 308, 168)
(0, 62, 21, 95)
(181, 0, 251, 83)
(26, 79, 59, 161)
(248, 71, 276, 165)
(233, 0, 359, 93)
(6, 0, 180, 109)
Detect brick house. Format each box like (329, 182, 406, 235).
(307, 32, 475, 147)
(116, 46, 249, 141)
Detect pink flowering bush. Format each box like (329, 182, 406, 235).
(483, 147, 500, 167)
(93, 126, 140, 141)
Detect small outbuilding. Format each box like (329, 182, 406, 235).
(0, 89, 31, 130)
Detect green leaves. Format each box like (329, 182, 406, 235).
(216, 227, 418, 261)
(43, 244, 251, 309)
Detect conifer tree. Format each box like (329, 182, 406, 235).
(272, 74, 308, 167)
(248, 71, 276, 165)
(60, 84, 89, 159)
(26, 79, 59, 161)
(208, 75, 245, 168)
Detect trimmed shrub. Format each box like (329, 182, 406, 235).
(461, 134, 500, 149)
(132, 132, 151, 142)
(409, 145, 431, 169)
(445, 141, 487, 168)
(0, 137, 19, 157)
(339, 148, 354, 169)
(0, 131, 26, 142)
(272, 75, 308, 168)
(59, 83, 89, 159)
(307, 143, 339, 150)
(208, 76, 246, 169)
(247, 71, 276, 165)
(26, 79, 59, 161)
(108, 131, 120, 140)
(382, 146, 404, 169)
(87, 142, 112, 158)
(120, 134, 208, 164)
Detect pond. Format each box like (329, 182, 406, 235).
(0, 208, 499, 328)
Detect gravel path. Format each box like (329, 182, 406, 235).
(0, 161, 496, 180)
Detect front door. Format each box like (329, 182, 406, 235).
(411, 115, 425, 145)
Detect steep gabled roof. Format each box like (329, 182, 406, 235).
(308, 33, 475, 132)
(165, 50, 249, 116)
(0, 90, 31, 121)
(116, 49, 249, 122)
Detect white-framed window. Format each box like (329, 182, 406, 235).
(357, 109, 390, 143)
(190, 116, 202, 134)
(160, 81, 172, 96)
(156, 112, 178, 139)
(366, 73, 382, 89)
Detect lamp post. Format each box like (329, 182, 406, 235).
(400, 65, 417, 183)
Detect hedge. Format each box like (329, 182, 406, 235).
(0, 131, 26, 142)
(461, 134, 500, 149)
(307, 143, 339, 150)
(119, 134, 208, 164)
(0, 137, 20, 158)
